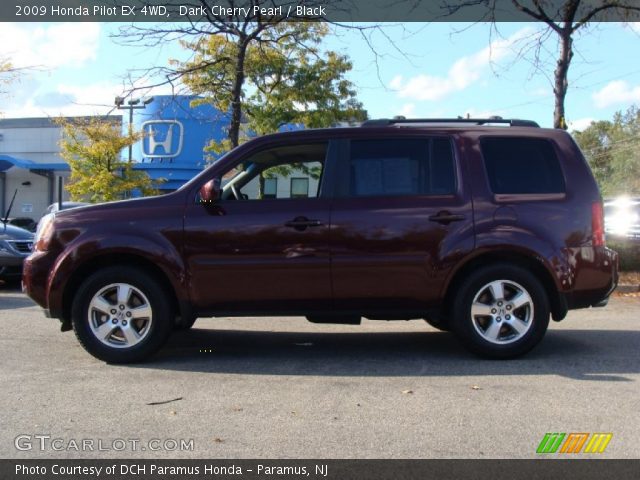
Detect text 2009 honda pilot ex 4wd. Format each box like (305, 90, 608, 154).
(23, 117, 618, 363)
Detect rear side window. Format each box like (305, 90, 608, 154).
(480, 137, 565, 194)
(349, 138, 456, 197)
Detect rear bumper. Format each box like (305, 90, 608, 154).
(566, 246, 618, 310)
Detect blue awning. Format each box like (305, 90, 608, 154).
(0, 154, 69, 172)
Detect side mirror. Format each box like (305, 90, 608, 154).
(199, 178, 221, 204)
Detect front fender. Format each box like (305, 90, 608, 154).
(46, 233, 188, 318)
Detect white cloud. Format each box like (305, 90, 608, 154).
(2, 77, 176, 119)
(529, 87, 551, 98)
(397, 103, 416, 117)
(460, 108, 497, 119)
(389, 27, 534, 102)
(57, 83, 123, 107)
(568, 117, 595, 132)
(625, 22, 640, 35)
(2, 82, 124, 118)
(0, 23, 100, 69)
(592, 80, 640, 109)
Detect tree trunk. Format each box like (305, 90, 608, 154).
(228, 40, 247, 148)
(553, 28, 573, 130)
(258, 172, 265, 200)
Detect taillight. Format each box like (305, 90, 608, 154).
(592, 201, 605, 247)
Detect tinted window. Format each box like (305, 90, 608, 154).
(349, 138, 456, 197)
(481, 137, 565, 194)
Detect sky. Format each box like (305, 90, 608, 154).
(1, 21, 640, 130)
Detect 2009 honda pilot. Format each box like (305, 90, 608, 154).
(23, 118, 618, 363)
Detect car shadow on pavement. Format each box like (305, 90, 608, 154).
(132, 327, 640, 381)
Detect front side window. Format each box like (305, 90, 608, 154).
(481, 137, 566, 194)
(220, 143, 327, 201)
(349, 138, 456, 197)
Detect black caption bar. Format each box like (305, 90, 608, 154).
(3, 0, 640, 22)
(3, 459, 640, 480)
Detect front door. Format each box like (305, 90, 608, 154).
(183, 141, 333, 314)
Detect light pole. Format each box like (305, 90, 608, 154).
(114, 96, 154, 163)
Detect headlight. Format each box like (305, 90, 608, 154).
(34, 213, 55, 251)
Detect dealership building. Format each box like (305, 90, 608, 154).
(0, 96, 230, 220)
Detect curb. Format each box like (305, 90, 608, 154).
(615, 284, 640, 294)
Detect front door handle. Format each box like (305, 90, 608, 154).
(428, 211, 466, 225)
(284, 216, 323, 231)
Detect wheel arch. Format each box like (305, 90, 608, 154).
(60, 253, 184, 329)
(444, 250, 568, 322)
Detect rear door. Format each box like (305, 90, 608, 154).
(329, 134, 474, 313)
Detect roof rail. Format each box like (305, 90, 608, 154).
(360, 117, 540, 128)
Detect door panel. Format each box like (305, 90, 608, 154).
(184, 199, 332, 313)
(329, 136, 474, 312)
(330, 197, 473, 311)
(183, 141, 335, 314)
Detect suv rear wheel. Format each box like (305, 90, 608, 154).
(452, 264, 549, 359)
(71, 267, 173, 363)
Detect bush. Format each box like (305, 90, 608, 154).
(607, 238, 640, 271)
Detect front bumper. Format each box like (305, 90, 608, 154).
(21, 250, 56, 313)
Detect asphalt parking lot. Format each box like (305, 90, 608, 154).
(1, 285, 639, 459)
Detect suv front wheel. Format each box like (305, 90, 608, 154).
(452, 264, 550, 359)
(71, 267, 173, 363)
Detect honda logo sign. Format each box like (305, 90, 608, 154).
(142, 120, 184, 159)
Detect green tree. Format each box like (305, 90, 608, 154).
(445, 1, 640, 129)
(175, 22, 366, 154)
(174, 23, 365, 197)
(56, 117, 159, 202)
(1, 58, 19, 113)
(115, 1, 372, 148)
(0, 58, 12, 89)
(574, 106, 640, 196)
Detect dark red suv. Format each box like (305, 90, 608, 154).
(23, 118, 618, 363)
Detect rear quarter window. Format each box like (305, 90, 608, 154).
(480, 137, 566, 194)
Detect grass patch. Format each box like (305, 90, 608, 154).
(608, 239, 640, 272)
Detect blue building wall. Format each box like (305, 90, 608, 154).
(130, 95, 229, 191)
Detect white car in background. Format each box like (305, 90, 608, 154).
(43, 201, 89, 216)
(604, 197, 640, 241)
(36, 202, 90, 232)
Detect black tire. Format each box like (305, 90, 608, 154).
(174, 315, 197, 331)
(451, 264, 550, 359)
(424, 318, 451, 332)
(71, 267, 173, 363)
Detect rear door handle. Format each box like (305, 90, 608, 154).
(428, 211, 466, 225)
(284, 216, 323, 231)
